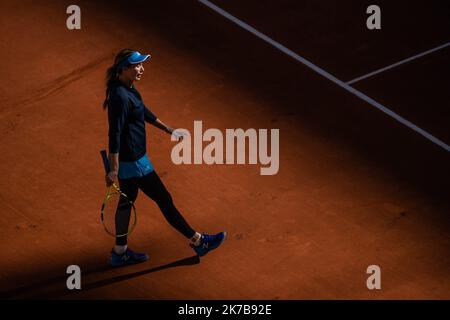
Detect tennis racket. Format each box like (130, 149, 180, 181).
(100, 150, 137, 237)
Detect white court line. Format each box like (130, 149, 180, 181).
(347, 42, 450, 85)
(198, 0, 450, 153)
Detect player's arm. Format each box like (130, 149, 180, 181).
(152, 118, 174, 135)
(105, 152, 118, 187)
(106, 93, 129, 186)
(144, 106, 171, 132)
(144, 106, 183, 140)
(152, 118, 187, 141)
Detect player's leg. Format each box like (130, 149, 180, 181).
(110, 177, 148, 267)
(138, 171, 195, 238)
(115, 177, 139, 246)
(138, 170, 226, 256)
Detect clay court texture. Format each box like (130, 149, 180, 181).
(0, 0, 449, 299)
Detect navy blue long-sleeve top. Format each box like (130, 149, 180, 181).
(108, 81, 157, 162)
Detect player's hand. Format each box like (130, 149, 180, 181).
(171, 130, 187, 141)
(105, 171, 117, 187)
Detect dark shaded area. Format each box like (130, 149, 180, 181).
(0, 264, 111, 299)
(1, 255, 199, 299)
(211, 0, 450, 81)
(353, 47, 450, 143)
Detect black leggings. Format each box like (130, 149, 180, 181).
(115, 170, 196, 245)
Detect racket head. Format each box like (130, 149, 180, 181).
(100, 183, 137, 238)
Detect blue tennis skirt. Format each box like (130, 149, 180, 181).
(118, 154, 154, 179)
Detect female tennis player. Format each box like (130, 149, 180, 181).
(103, 49, 226, 267)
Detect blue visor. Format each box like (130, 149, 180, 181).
(117, 51, 151, 69)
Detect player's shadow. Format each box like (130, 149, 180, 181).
(0, 264, 112, 299)
(2, 255, 200, 299)
(65, 255, 200, 298)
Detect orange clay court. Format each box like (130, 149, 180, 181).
(0, 0, 449, 299)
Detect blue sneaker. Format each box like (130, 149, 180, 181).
(191, 232, 226, 257)
(110, 248, 149, 267)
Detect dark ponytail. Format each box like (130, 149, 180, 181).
(103, 48, 136, 110)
